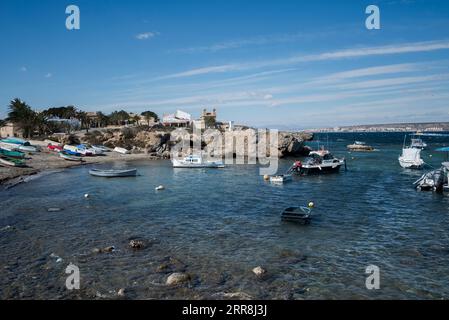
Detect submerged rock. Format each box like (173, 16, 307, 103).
(129, 240, 145, 250)
(252, 266, 267, 277)
(166, 272, 191, 286)
(117, 288, 125, 297)
(221, 292, 253, 300)
(92, 246, 115, 254)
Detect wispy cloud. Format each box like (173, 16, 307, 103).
(20, 66, 27, 72)
(160, 40, 449, 79)
(173, 31, 332, 53)
(135, 31, 159, 40)
(45, 73, 52, 78)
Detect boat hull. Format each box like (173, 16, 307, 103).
(89, 169, 137, 177)
(172, 159, 224, 168)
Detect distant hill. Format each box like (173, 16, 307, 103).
(306, 122, 449, 133)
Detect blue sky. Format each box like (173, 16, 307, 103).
(1, 0, 449, 129)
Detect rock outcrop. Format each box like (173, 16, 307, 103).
(78, 127, 313, 159)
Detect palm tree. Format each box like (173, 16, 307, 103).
(96, 111, 109, 128)
(6, 98, 38, 138)
(76, 111, 90, 133)
(141, 111, 159, 125)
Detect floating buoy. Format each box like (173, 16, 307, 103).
(155, 185, 165, 191)
(308, 202, 315, 208)
(84, 193, 90, 198)
(263, 175, 270, 181)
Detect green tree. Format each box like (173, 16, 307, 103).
(141, 111, 159, 125)
(6, 98, 39, 138)
(96, 111, 109, 128)
(76, 111, 90, 133)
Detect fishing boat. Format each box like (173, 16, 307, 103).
(289, 148, 345, 175)
(59, 152, 84, 162)
(347, 141, 374, 152)
(410, 138, 428, 149)
(399, 135, 425, 169)
(281, 206, 312, 224)
(172, 155, 225, 168)
(113, 147, 130, 155)
(0, 148, 25, 159)
(399, 148, 424, 169)
(88, 168, 137, 177)
(0, 156, 26, 167)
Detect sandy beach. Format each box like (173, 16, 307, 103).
(0, 140, 153, 187)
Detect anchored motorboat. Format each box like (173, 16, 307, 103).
(288, 148, 345, 175)
(172, 155, 224, 168)
(399, 135, 425, 169)
(414, 162, 448, 192)
(347, 141, 374, 152)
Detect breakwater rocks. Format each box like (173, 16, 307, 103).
(57, 127, 313, 159)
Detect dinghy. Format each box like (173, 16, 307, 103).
(88, 168, 137, 177)
(113, 147, 131, 154)
(0, 148, 25, 159)
(269, 174, 292, 184)
(281, 207, 312, 224)
(59, 152, 84, 162)
(0, 156, 26, 167)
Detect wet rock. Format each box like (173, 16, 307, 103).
(92, 246, 115, 254)
(129, 240, 145, 250)
(221, 292, 253, 300)
(252, 266, 267, 277)
(166, 272, 191, 286)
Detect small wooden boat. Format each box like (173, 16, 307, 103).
(0, 156, 26, 167)
(269, 174, 292, 184)
(113, 147, 131, 154)
(0, 148, 25, 159)
(59, 152, 84, 162)
(89, 168, 137, 177)
(47, 144, 63, 152)
(281, 207, 312, 224)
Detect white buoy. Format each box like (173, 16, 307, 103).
(155, 185, 165, 191)
(84, 193, 90, 198)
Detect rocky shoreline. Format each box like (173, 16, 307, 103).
(0, 127, 313, 186)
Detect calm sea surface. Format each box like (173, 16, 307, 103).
(1, 132, 449, 299)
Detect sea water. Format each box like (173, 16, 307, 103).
(1, 132, 449, 299)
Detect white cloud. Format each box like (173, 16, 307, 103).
(135, 31, 159, 40)
(20, 66, 27, 72)
(45, 73, 53, 78)
(159, 40, 449, 79)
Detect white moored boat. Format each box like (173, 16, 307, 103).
(172, 155, 224, 168)
(399, 148, 424, 169)
(113, 147, 130, 154)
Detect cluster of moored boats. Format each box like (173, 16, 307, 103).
(0, 138, 40, 167)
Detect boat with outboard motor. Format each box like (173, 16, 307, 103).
(288, 148, 345, 175)
(399, 135, 425, 169)
(414, 162, 449, 192)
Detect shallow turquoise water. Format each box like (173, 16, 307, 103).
(1, 133, 449, 299)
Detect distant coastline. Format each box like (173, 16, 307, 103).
(305, 122, 449, 133)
